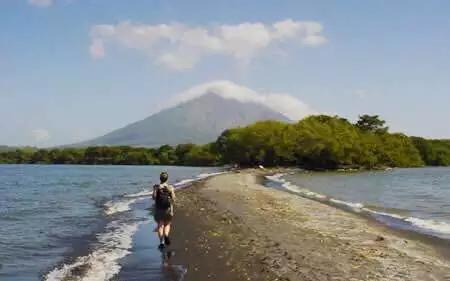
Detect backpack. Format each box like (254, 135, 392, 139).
(156, 184, 172, 209)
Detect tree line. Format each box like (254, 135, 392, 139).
(1, 115, 449, 169)
(0, 144, 218, 166)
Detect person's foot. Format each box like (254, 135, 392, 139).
(158, 243, 165, 250)
(164, 235, 171, 246)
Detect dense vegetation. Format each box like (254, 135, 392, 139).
(215, 115, 425, 169)
(410, 137, 450, 166)
(1, 115, 449, 169)
(0, 144, 218, 166)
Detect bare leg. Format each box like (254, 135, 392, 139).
(163, 222, 171, 237)
(157, 221, 165, 243)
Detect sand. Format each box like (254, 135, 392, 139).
(170, 170, 450, 281)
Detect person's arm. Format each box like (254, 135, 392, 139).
(170, 185, 176, 203)
(152, 184, 158, 200)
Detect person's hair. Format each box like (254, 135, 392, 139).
(160, 172, 168, 183)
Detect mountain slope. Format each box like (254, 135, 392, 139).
(76, 93, 290, 147)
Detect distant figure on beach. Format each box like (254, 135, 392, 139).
(152, 172, 176, 249)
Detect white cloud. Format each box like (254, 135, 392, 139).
(166, 80, 316, 120)
(28, 0, 53, 7)
(31, 129, 50, 142)
(89, 19, 327, 70)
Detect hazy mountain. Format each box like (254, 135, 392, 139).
(75, 93, 290, 147)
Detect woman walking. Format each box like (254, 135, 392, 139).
(152, 172, 175, 249)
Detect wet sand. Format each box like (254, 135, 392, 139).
(171, 170, 450, 281)
(115, 198, 186, 281)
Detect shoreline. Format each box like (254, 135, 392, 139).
(261, 171, 450, 260)
(169, 169, 450, 281)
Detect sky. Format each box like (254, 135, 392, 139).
(1, 0, 450, 147)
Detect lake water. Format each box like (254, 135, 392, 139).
(266, 167, 450, 240)
(0, 165, 222, 281)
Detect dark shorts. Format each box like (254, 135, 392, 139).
(153, 206, 173, 223)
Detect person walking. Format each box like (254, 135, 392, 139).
(152, 172, 175, 249)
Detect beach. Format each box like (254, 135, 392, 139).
(168, 170, 450, 281)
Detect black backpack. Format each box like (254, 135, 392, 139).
(156, 185, 172, 209)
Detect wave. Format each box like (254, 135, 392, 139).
(174, 171, 227, 187)
(267, 173, 330, 202)
(196, 171, 227, 179)
(173, 171, 227, 188)
(45, 220, 143, 281)
(366, 210, 405, 220)
(124, 190, 153, 198)
(104, 198, 140, 215)
(173, 178, 196, 187)
(265, 173, 285, 183)
(405, 217, 450, 235)
(265, 173, 450, 240)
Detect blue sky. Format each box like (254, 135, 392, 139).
(1, 0, 450, 147)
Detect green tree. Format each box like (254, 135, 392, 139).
(355, 115, 388, 133)
(175, 144, 196, 165)
(184, 144, 218, 166)
(155, 145, 177, 165)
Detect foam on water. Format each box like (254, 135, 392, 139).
(267, 173, 328, 201)
(265, 173, 450, 240)
(265, 173, 285, 183)
(45, 220, 143, 281)
(174, 171, 227, 188)
(173, 178, 196, 187)
(196, 171, 226, 179)
(104, 198, 140, 215)
(329, 198, 364, 211)
(405, 217, 450, 235)
(369, 210, 450, 238)
(367, 210, 405, 220)
(124, 190, 153, 198)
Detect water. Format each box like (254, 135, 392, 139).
(266, 167, 450, 240)
(0, 165, 222, 281)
